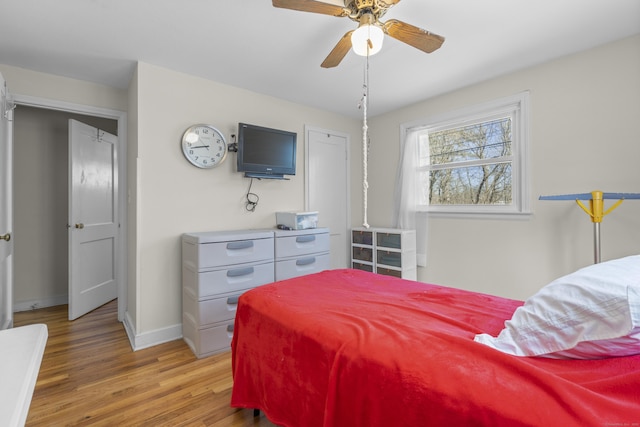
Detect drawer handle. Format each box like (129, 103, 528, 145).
(226, 324, 234, 333)
(227, 241, 254, 250)
(227, 267, 254, 277)
(296, 257, 316, 266)
(226, 296, 239, 305)
(296, 235, 316, 243)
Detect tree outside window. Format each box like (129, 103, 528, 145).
(419, 116, 512, 206)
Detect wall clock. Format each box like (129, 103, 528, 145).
(181, 124, 228, 168)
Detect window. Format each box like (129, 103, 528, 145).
(402, 92, 530, 217)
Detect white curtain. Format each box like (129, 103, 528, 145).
(392, 128, 428, 267)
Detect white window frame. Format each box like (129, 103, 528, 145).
(400, 92, 531, 219)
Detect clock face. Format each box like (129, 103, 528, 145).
(181, 124, 227, 168)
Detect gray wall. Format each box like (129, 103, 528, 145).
(13, 106, 116, 310)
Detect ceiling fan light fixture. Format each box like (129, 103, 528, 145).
(351, 13, 384, 56)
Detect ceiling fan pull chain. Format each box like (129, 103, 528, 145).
(361, 54, 370, 229)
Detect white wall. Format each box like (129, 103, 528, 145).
(131, 63, 361, 343)
(127, 67, 139, 331)
(368, 35, 640, 300)
(0, 65, 128, 112)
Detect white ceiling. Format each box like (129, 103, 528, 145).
(1, 0, 639, 118)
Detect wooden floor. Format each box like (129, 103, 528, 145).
(14, 301, 278, 427)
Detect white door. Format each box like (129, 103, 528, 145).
(306, 127, 350, 269)
(68, 119, 118, 320)
(0, 74, 13, 329)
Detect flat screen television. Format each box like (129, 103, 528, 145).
(237, 122, 297, 179)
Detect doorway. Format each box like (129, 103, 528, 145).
(305, 126, 350, 268)
(12, 103, 124, 319)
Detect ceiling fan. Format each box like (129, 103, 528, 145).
(272, 0, 445, 68)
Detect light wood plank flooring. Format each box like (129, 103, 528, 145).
(14, 301, 277, 426)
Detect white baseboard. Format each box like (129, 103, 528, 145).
(122, 312, 183, 351)
(122, 312, 137, 350)
(14, 301, 182, 352)
(13, 295, 68, 312)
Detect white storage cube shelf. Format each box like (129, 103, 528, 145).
(182, 227, 330, 358)
(351, 227, 416, 280)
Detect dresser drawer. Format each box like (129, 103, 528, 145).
(182, 315, 234, 358)
(275, 252, 330, 281)
(182, 236, 274, 270)
(275, 232, 330, 259)
(183, 260, 274, 298)
(183, 290, 243, 326)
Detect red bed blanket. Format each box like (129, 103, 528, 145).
(231, 269, 640, 427)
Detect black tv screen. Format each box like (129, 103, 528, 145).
(237, 123, 297, 179)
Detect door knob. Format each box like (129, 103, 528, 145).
(75, 223, 85, 229)
(0, 233, 10, 241)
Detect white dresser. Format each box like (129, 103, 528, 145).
(274, 228, 330, 281)
(182, 230, 275, 358)
(182, 227, 331, 358)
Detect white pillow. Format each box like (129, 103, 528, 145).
(474, 255, 640, 359)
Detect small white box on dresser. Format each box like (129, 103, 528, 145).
(182, 230, 275, 358)
(275, 211, 319, 230)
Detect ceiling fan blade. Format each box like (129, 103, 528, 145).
(272, 0, 347, 16)
(383, 19, 445, 53)
(321, 31, 354, 68)
(379, 0, 402, 6)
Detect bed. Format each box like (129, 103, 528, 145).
(231, 259, 640, 426)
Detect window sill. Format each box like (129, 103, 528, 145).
(421, 210, 533, 221)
